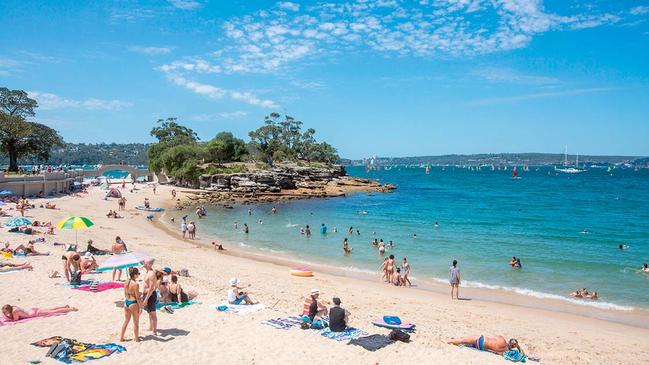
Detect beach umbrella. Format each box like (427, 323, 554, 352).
(0, 190, 13, 196)
(95, 252, 151, 272)
(56, 216, 94, 244)
(5, 217, 32, 227)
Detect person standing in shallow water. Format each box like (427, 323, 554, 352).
(449, 259, 461, 300)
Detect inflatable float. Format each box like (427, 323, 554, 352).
(371, 318, 415, 331)
(290, 267, 314, 277)
(135, 206, 164, 212)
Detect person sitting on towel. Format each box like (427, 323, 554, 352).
(328, 297, 350, 332)
(308, 289, 328, 323)
(228, 278, 255, 305)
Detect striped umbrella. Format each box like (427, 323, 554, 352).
(5, 217, 33, 227)
(96, 252, 151, 272)
(56, 216, 94, 244)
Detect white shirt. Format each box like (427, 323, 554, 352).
(227, 287, 237, 303)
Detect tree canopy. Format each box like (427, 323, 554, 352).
(147, 113, 339, 182)
(0, 87, 64, 171)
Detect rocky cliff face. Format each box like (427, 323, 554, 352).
(198, 165, 347, 193)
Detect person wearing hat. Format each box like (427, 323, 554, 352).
(328, 297, 350, 332)
(308, 289, 328, 323)
(80, 252, 98, 273)
(228, 278, 255, 305)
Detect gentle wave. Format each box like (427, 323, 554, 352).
(430, 278, 635, 311)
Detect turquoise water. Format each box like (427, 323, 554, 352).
(170, 166, 649, 310)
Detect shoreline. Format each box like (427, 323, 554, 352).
(157, 195, 649, 329)
(2, 183, 648, 364)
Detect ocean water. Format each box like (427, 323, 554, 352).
(170, 166, 649, 310)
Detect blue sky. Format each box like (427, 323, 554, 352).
(1, 0, 648, 159)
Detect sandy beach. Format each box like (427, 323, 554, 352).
(1, 184, 648, 365)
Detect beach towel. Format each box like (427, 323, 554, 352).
(214, 303, 267, 315)
(32, 336, 126, 363)
(58, 280, 94, 288)
(0, 309, 70, 327)
(320, 327, 369, 342)
(73, 282, 124, 292)
(156, 300, 199, 311)
(503, 350, 528, 363)
(261, 316, 303, 330)
(347, 334, 394, 351)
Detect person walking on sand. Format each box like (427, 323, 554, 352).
(386, 255, 395, 284)
(171, 189, 176, 199)
(142, 259, 159, 336)
(120, 267, 142, 342)
(449, 259, 461, 300)
(111, 237, 128, 281)
(401, 257, 412, 286)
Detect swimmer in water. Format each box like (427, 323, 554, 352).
(248, 208, 252, 216)
(348, 226, 353, 235)
(641, 263, 649, 273)
(580, 229, 590, 235)
(356, 229, 360, 235)
(271, 207, 277, 214)
(343, 238, 352, 254)
(372, 239, 378, 247)
(258, 219, 263, 225)
(413, 233, 417, 239)
(388, 240, 394, 249)
(618, 244, 628, 250)
(234, 222, 238, 229)
(434, 222, 440, 228)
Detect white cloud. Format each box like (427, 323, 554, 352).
(189, 111, 248, 122)
(219, 111, 248, 119)
(0, 56, 20, 75)
(278, 2, 300, 11)
(110, 8, 156, 23)
(630, 6, 649, 16)
(472, 67, 559, 85)
(27, 91, 133, 111)
(168, 0, 202, 10)
(128, 46, 173, 55)
(469, 87, 616, 106)
(167, 75, 278, 108)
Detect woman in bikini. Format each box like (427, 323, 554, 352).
(2, 304, 77, 322)
(120, 267, 142, 342)
(448, 335, 525, 355)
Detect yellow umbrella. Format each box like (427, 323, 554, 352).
(57, 216, 94, 244)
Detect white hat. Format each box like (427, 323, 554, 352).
(311, 289, 320, 295)
(229, 277, 239, 286)
(83, 252, 93, 259)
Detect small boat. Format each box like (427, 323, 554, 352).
(556, 146, 586, 174)
(135, 206, 164, 212)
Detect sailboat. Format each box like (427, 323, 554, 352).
(556, 146, 586, 174)
(512, 166, 522, 179)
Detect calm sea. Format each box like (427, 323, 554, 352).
(169, 166, 649, 311)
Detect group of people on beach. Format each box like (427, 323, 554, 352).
(381, 255, 412, 287)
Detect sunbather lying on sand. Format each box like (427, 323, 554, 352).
(0, 261, 33, 272)
(44, 202, 56, 209)
(2, 304, 77, 322)
(448, 335, 525, 355)
(13, 242, 49, 256)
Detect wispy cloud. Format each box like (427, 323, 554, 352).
(189, 111, 249, 122)
(167, 75, 278, 108)
(110, 8, 156, 23)
(28, 91, 133, 110)
(472, 68, 559, 85)
(168, 0, 202, 10)
(0, 56, 21, 76)
(277, 2, 300, 12)
(630, 6, 649, 16)
(290, 80, 325, 90)
(128, 46, 173, 55)
(469, 87, 616, 106)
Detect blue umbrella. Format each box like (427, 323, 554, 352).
(5, 217, 32, 227)
(0, 190, 13, 196)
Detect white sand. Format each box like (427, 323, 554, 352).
(1, 184, 647, 365)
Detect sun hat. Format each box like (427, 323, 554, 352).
(311, 289, 320, 295)
(83, 252, 93, 259)
(229, 278, 240, 286)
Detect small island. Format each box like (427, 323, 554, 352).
(145, 114, 395, 208)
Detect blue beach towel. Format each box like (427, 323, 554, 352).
(321, 327, 369, 341)
(261, 316, 303, 330)
(504, 350, 528, 362)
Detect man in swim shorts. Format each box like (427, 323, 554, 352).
(142, 258, 159, 335)
(448, 335, 525, 355)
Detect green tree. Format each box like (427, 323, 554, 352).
(0, 88, 64, 171)
(205, 132, 247, 163)
(147, 117, 199, 174)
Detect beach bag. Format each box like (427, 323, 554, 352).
(383, 316, 402, 325)
(389, 329, 410, 342)
(71, 271, 82, 285)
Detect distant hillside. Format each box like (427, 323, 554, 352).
(0, 143, 149, 166)
(349, 153, 644, 166)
